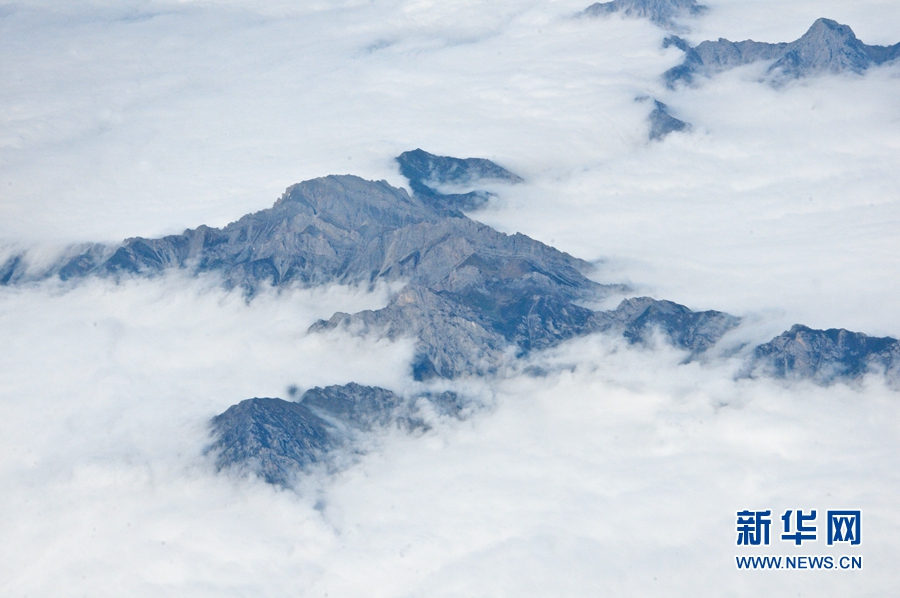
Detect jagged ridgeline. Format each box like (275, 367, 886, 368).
(664, 18, 900, 87)
(4, 149, 898, 487)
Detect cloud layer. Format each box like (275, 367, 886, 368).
(2, 281, 898, 595)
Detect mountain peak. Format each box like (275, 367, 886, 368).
(806, 17, 855, 37)
(663, 17, 900, 87)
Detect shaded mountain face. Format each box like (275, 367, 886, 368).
(753, 325, 900, 384)
(664, 18, 900, 87)
(209, 397, 343, 487)
(395, 148, 523, 213)
(212, 310, 900, 488)
(208, 384, 462, 486)
(312, 292, 739, 379)
(582, 0, 707, 30)
(639, 98, 691, 140)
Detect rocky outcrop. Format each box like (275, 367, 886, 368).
(596, 297, 739, 355)
(582, 0, 707, 30)
(209, 397, 344, 486)
(664, 18, 900, 87)
(753, 325, 900, 383)
(395, 148, 522, 213)
(208, 383, 462, 486)
(0, 157, 742, 379)
(8, 153, 892, 389)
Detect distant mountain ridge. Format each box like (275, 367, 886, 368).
(582, 0, 707, 30)
(664, 18, 900, 87)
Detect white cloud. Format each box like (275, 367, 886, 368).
(3, 297, 896, 595)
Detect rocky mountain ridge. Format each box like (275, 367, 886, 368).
(753, 325, 900, 383)
(3, 151, 894, 385)
(664, 18, 900, 87)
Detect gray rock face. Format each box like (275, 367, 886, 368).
(595, 296, 740, 355)
(209, 397, 343, 486)
(208, 383, 461, 486)
(582, 0, 707, 29)
(639, 98, 691, 140)
(8, 155, 888, 390)
(395, 148, 523, 213)
(0, 162, 631, 378)
(753, 324, 900, 383)
(664, 18, 900, 87)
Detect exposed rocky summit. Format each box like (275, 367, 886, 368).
(395, 148, 523, 213)
(639, 97, 691, 140)
(2, 174, 545, 291)
(209, 384, 455, 486)
(664, 18, 900, 87)
(582, 0, 707, 30)
(210, 397, 343, 486)
(313, 293, 739, 379)
(209, 384, 463, 486)
(753, 325, 900, 383)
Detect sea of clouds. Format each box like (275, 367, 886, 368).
(2, 0, 900, 595)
